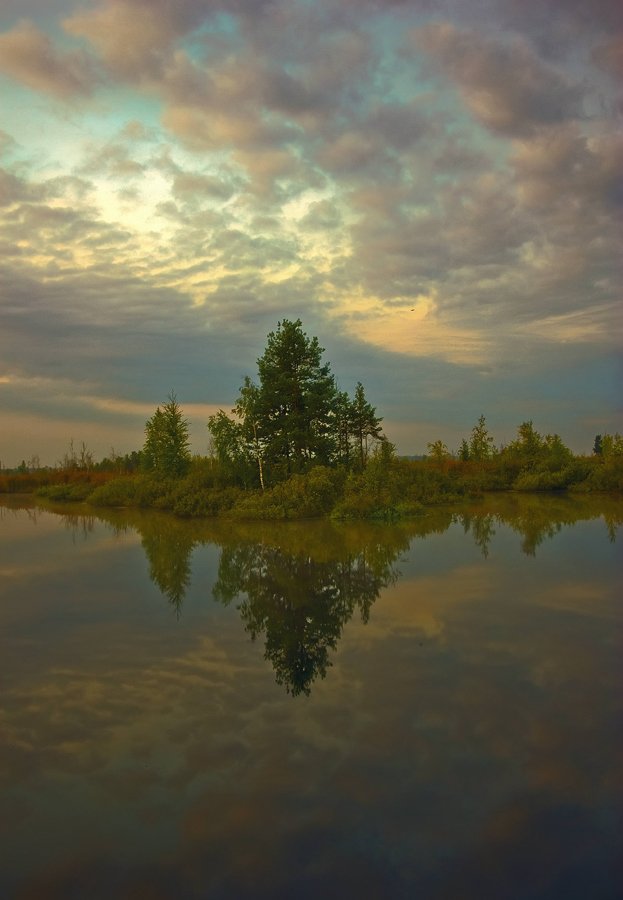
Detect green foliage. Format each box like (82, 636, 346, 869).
(143, 392, 191, 478)
(349, 381, 384, 470)
(579, 437, 623, 491)
(499, 422, 578, 490)
(92, 474, 177, 509)
(228, 465, 344, 520)
(427, 439, 452, 465)
(469, 414, 495, 461)
(207, 384, 267, 489)
(333, 444, 464, 519)
(254, 319, 338, 476)
(171, 485, 242, 517)
(513, 470, 570, 492)
(208, 320, 385, 485)
(88, 477, 139, 507)
(601, 432, 623, 458)
(37, 482, 95, 502)
(212, 533, 403, 695)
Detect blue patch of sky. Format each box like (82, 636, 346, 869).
(188, 10, 240, 56)
(1, 79, 163, 177)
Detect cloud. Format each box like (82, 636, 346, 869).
(592, 35, 623, 78)
(298, 199, 342, 232)
(62, 0, 202, 81)
(0, 1, 619, 461)
(0, 166, 46, 206)
(0, 19, 100, 97)
(412, 22, 584, 136)
(331, 291, 491, 366)
(512, 126, 623, 211)
(3, 500, 619, 894)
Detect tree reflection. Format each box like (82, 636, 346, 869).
(139, 518, 195, 615)
(213, 533, 407, 695)
(458, 512, 497, 558)
(2, 492, 621, 694)
(455, 494, 622, 557)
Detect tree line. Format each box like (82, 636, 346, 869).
(2, 319, 622, 511)
(142, 319, 385, 487)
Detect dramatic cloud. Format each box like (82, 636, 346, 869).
(411, 23, 585, 136)
(0, 0, 620, 463)
(0, 19, 99, 97)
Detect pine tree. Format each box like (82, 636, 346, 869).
(255, 319, 338, 475)
(349, 382, 384, 470)
(143, 392, 191, 477)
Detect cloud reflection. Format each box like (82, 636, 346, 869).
(0, 495, 621, 897)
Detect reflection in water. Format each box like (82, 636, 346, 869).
(460, 512, 497, 558)
(0, 492, 621, 898)
(19, 493, 621, 694)
(127, 494, 622, 611)
(90, 493, 621, 695)
(140, 519, 195, 615)
(10, 493, 621, 693)
(213, 537, 405, 695)
(455, 493, 622, 557)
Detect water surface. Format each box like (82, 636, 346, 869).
(1, 494, 621, 898)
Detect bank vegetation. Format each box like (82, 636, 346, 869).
(1, 320, 621, 520)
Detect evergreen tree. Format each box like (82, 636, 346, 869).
(334, 390, 353, 467)
(255, 319, 338, 476)
(207, 320, 387, 484)
(349, 382, 384, 470)
(143, 392, 191, 477)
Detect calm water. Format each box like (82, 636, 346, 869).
(1, 494, 621, 899)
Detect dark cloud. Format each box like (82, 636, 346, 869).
(0, 0, 620, 459)
(412, 23, 585, 136)
(63, 0, 205, 82)
(591, 35, 623, 79)
(0, 19, 101, 97)
(0, 167, 45, 206)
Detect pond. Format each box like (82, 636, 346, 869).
(0, 494, 621, 899)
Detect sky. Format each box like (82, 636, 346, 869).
(0, 0, 621, 466)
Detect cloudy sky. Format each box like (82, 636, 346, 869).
(1, 0, 621, 466)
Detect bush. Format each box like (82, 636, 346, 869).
(579, 457, 623, 492)
(37, 482, 95, 502)
(172, 486, 242, 517)
(513, 470, 569, 491)
(229, 466, 343, 520)
(332, 457, 458, 520)
(88, 477, 139, 507)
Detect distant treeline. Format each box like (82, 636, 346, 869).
(1, 320, 622, 518)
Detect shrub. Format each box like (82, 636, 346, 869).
(172, 486, 242, 517)
(88, 477, 139, 507)
(513, 470, 568, 492)
(579, 456, 623, 492)
(228, 466, 343, 520)
(37, 482, 95, 502)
